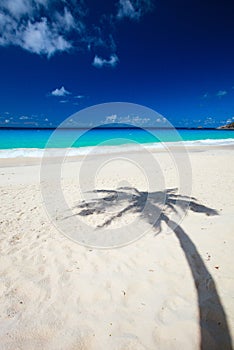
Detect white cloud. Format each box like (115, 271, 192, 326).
(216, 90, 227, 97)
(0, 5, 73, 56)
(0, 1, 154, 59)
(21, 18, 71, 56)
(202, 93, 209, 99)
(51, 86, 71, 97)
(74, 95, 84, 99)
(117, 115, 151, 125)
(105, 115, 117, 123)
(117, 0, 153, 20)
(0, 1, 85, 57)
(55, 7, 77, 32)
(117, 0, 138, 20)
(2, 0, 34, 18)
(103, 114, 150, 125)
(19, 115, 29, 120)
(131, 116, 150, 124)
(204, 116, 216, 125)
(93, 54, 119, 68)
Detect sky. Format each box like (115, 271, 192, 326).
(0, 0, 234, 128)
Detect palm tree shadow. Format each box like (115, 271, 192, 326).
(74, 187, 232, 350)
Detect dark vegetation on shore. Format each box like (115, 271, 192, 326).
(218, 122, 234, 129)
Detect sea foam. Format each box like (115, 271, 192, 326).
(0, 138, 234, 159)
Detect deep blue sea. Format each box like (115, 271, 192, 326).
(0, 128, 234, 157)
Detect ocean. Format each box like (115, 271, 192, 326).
(0, 128, 234, 157)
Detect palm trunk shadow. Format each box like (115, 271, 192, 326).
(163, 215, 233, 350)
(73, 188, 233, 350)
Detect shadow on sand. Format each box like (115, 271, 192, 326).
(74, 187, 232, 350)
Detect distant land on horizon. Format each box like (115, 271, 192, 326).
(217, 121, 234, 130)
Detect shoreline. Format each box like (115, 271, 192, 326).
(0, 138, 234, 160)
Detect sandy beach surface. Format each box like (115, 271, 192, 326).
(0, 146, 234, 350)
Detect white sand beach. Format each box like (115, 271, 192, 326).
(0, 146, 234, 350)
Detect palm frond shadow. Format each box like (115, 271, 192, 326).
(77, 187, 218, 229)
(74, 187, 232, 350)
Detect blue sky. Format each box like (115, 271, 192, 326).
(0, 0, 234, 128)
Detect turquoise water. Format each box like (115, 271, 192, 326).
(0, 128, 234, 149)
